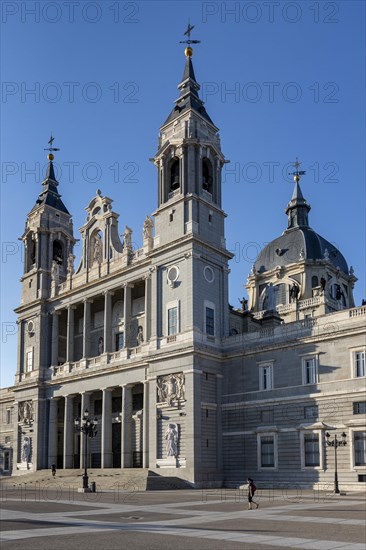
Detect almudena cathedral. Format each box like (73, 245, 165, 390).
(1, 44, 365, 492)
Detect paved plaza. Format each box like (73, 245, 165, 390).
(0, 483, 365, 549)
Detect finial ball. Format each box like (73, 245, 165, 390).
(294, 175, 300, 183)
(185, 47, 193, 57)
(48, 153, 54, 161)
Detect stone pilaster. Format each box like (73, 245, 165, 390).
(144, 275, 151, 342)
(63, 395, 74, 468)
(48, 398, 58, 468)
(142, 381, 149, 468)
(103, 291, 113, 353)
(66, 305, 75, 364)
(123, 284, 131, 348)
(82, 299, 92, 359)
(80, 392, 90, 469)
(121, 384, 132, 467)
(51, 310, 60, 366)
(101, 388, 112, 468)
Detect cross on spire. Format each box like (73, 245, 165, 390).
(44, 133, 60, 153)
(289, 157, 306, 182)
(179, 21, 201, 46)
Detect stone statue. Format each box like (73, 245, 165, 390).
(299, 248, 305, 260)
(239, 297, 247, 311)
(19, 401, 33, 424)
(67, 252, 75, 276)
(320, 277, 326, 291)
(289, 283, 299, 302)
(98, 336, 104, 355)
(136, 325, 144, 346)
(323, 248, 330, 261)
(93, 235, 103, 265)
(165, 422, 178, 458)
(263, 283, 277, 311)
(350, 266, 354, 276)
(51, 260, 59, 283)
(143, 215, 154, 240)
(22, 436, 31, 463)
(123, 226, 133, 251)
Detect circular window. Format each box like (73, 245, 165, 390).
(204, 266, 214, 283)
(27, 320, 35, 335)
(167, 265, 179, 284)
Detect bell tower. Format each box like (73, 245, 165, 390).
(153, 40, 227, 250)
(20, 138, 75, 305)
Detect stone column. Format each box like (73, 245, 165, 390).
(80, 392, 91, 469)
(48, 398, 58, 468)
(121, 385, 132, 468)
(123, 284, 131, 348)
(148, 377, 157, 467)
(142, 381, 149, 468)
(101, 388, 113, 468)
(51, 310, 60, 366)
(149, 267, 157, 342)
(16, 320, 23, 382)
(82, 299, 92, 359)
(63, 395, 74, 468)
(185, 369, 202, 482)
(66, 306, 75, 364)
(103, 291, 113, 353)
(144, 275, 151, 342)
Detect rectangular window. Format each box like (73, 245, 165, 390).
(168, 307, 178, 335)
(353, 402, 366, 415)
(115, 332, 124, 351)
(205, 307, 215, 336)
(303, 357, 317, 385)
(4, 452, 10, 472)
(260, 435, 274, 467)
(304, 434, 320, 467)
(94, 400, 102, 416)
(354, 431, 366, 466)
(355, 351, 365, 378)
(6, 410, 11, 424)
(26, 350, 33, 372)
(5, 436, 11, 444)
(304, 405, 318, 419)
(260, 365, 273, 390)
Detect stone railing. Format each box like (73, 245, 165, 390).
(349, 306, 366, 318)
(298, 296, 322, 309)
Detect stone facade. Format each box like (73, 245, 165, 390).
(1, 50, 365, 490)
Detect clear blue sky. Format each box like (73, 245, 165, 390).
(1, 1, 365, 388)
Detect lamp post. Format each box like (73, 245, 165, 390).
(74, 409, 98, 491)
(325, 431, 347, 494)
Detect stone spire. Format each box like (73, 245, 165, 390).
(31, 137, 69, 214)
(285, 159, 310, 230)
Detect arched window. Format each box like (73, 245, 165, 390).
(202, 158, 213, 194)
(170, 157, 180, 191)
(311, 276, 319, 288)
(30, 238, 36, 265)
(53, 240, 63, 265)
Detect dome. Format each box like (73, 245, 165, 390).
(254, 226, 349, 274)
(254, 179, 349, 275)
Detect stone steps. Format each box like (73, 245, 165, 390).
(0, 469, 194, 491)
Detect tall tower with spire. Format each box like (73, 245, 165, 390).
(16, 139, 74, 381)
(151, 28, 232, 342)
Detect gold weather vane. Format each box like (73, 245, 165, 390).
(289, 157, 306, 183)
(179, 22, 201, 56)
(44, 134, 60, 160)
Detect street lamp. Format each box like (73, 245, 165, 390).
(74, 409, 98, 491)
(325, 431, 347, 494)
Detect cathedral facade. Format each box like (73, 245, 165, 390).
(1, 48, 365, 491)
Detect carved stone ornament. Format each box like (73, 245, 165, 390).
(157, 373, 185, 406)
(18, 401, 33, 424)
(22, 435, 31, 463)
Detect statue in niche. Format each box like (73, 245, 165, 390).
(93, 235, 103, 265)
(98, 336, 104, 355)
(136, 325, 144, 346)
(263, 283, 277, 311)
(19, 401, 33, 423)
(51, 260, 59, 284)
(157, 373, 185, 406)
(123, 226, 133, 251)
(143, 215, 154, 241)
(289, 283, 299, 302)
(165, 422, 178, 458)
(22, 436, 31, 463)
(67, 252, 75, 276)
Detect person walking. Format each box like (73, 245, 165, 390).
(247, 477, 259, 510)
(51, 463, 56, 477)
